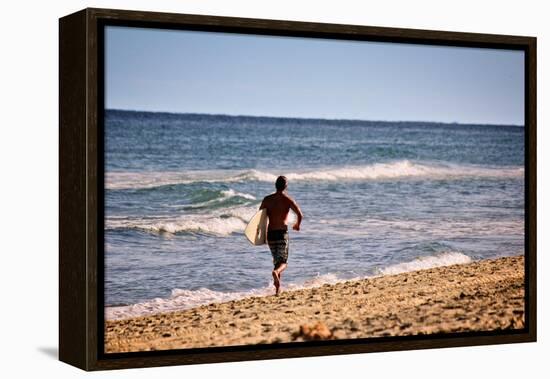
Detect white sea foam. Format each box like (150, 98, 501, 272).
(106, 205, 257, 236)
(378, 252, 472, 275)
(221, 189, 256, 200)
(106, 160, 524, 190)
(280, 161, 523, 182)
(104, 204, 299, 236)
(105, 170, 238, 190)
(105, 252, 473, 320)
(176, 189, 256, 210)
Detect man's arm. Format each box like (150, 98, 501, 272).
(259, 197, 267, 210)
(289, 198, 303, 231)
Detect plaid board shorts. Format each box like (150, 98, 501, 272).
(267, 229, 289, 268)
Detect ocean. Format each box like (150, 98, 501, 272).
(104, 110, 525, 320)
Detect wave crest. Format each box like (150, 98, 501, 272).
(378, 252, 472, 275)
(106, 160, 524, 190)
(106, 206, 257, 236)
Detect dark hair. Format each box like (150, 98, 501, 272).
(275, 176, 288, 191)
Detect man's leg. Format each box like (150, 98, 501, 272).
(272, 267, 280, 295)
(272, 262, 287, 296)
(270, 231, 289, 296)
(275, 262, 287, 277)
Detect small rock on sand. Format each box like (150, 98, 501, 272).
(293, 321, 333, 341)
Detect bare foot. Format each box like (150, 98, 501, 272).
(272, 270, 280, 296)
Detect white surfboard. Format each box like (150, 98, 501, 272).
(244, 209, 268, 245)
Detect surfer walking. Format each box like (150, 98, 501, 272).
(260, 176, 303, 295)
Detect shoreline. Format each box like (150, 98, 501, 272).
(105, 255, 525, 353)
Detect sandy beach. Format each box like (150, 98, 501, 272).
(105, 255, 525, 353)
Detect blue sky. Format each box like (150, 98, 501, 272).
(105, 26, 524, 125)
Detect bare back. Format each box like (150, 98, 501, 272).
(260, 192, 300, 231)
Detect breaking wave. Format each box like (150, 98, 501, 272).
(106, 160, 523, 190)
(378, 252, 472, 275)
(106, 206, 257, 236)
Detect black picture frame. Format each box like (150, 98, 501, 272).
(59, 7, 537, 371)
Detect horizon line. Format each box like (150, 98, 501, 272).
(105, 108, 524, 128)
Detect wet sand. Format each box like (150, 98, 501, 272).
(105, 255, 525, 353)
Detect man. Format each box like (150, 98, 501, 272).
(259, 176, 303, 296)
